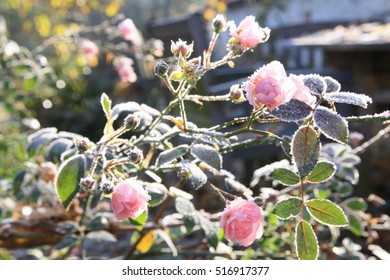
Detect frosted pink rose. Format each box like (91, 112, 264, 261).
(115, 56, 137, 83)
(111, 179, 151, 220)
(244, 61, 296, 110)
(289, 74, 317, 108)
(118, 18, 137, 41)
(229, 16, 270, 49)
(81, 39, 99, 59)
(220, 198, 263, 247)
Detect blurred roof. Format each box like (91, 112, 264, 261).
(291, 22, 390, 49)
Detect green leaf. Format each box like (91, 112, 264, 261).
(179, 160, 207, 189)
(306, 161, 336, 183)
(314, 188, 331, 199)
(344, 197, 367, 212)
(314, 106, 349, 144)
(23, 76, 37, 92)
(274, 197, 302, 219)
(46, 138, 73, 164)
(348, 214, 363, 236)
(270, 99, 313, 122)
(145, 183, 168, 207)
(198, 213, 219, 249)
(13, 169, 26, 195)
(129, 210, 148, 231)
(56, 154, 86, 209)
(291, 125, 321, 179)
(190, 144, 222, 170)
(27, 132, 58, 157)
(54, 234, 79, 250)
(175, 197, 195, 215)
(100, 92, 112, 118)
(271, 168, 300, 186)
(305, 199, 348, 227)
(183, 214, 197, 233)
(324, 92, 372, 108)
(156, 145, 188, 167)
(295, 220, 319, 260)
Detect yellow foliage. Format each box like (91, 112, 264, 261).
(34, 14, 51, 37)
(136, 230, 155, 253)
(105, 0, 121, 17)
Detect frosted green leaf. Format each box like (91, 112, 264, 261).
(129, 210, 148, 231)
(324, 76, 341, 93)
(145, 183, 168, 207)
(302, 74, 326, 95)
(179, 160, 207, 189)
(56, 154, 86, 209)
(306, 199, 348, 227)
(156, 145, 189, 167)
(295, 220, 319, 260)
(274, 197, 302, 219)
(324, 92, 372, 108)
(100, 92, 112, 118)
(291, 125, 321, 179)
(314, 106, 349, 144)
(190, 144, 222, 170)
(344, 197, 367, 211)
(306, 161, 336, 183)
(346, 110, 390, 123)
(348, 214, 363, 236)
(270, 168, 300, 186)
(270, 99, 313, 122)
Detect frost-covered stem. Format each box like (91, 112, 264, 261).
(178, 98, 188, 131)
(208, 116, 249, 131)
(162, 75, 177, 95)
(134, 99, 180, 145)
(207, 182, 238, 201)
(226, 128, 290, 146)
(184, 93, 230, 103)
(204, 31, 220, 67)
(353, 124, 390, 155)
(79, 194, 92, 225)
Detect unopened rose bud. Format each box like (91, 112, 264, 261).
(127, 147, 144, 165)
(171, 39, 194, 58)
(100, 181, 115, 195)
(124, 114, 140, 130)
(74, 137, 92, 153)
(154, 60, 169, 77)
(177, 167, 191, 180)
(80, 176, 95, 191)
(229, 84, 246, 103)
(212, 14, 227, 33)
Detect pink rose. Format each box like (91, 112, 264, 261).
(289, 74, 317, 108)
(111, 179, 151, 220)
(220, 198, 263, 247)
(81, 39, 99, 59)
(118, 18, 137, 41)
(115, 56, 137, 83)
(244, 61, 296, 110)
(229, 16, 270, 49)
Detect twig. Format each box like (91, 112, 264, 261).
(353, 124, 390, 155)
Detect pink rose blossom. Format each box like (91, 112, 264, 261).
(244, 61, 296, 110)
(115, 56, 137, 83)
(111, 179, 151, 220)
(152, 39, 164, 57)
(118, 18, 137, 41)
(289, 74, 317, 108)
(229, 16, 270, 49)
(220, 198, 263, 247)
(81, 39, 99, 59)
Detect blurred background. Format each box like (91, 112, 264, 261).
(0, 0, 389, 259)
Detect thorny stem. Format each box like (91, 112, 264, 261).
(207, 182, 239, 201)
(204, 31, 220, 67)
(353, 124, 390, 155)
(226, 127, 290, 146)
(178, 98, 188, 131)
(184, 93, 231, 103)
